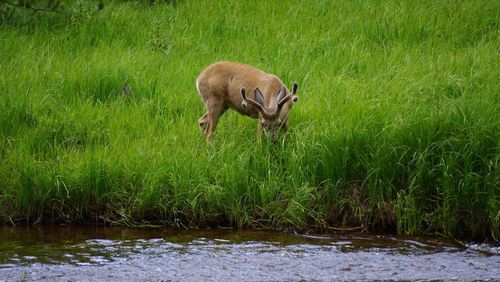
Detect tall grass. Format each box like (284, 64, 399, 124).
(0, 0, 498, 240)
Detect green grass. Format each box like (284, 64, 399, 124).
(0, 0, 499, 241)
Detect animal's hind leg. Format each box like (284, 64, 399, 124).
(205, 104, 225, 143)
(196, 79, 211, 135)
(198, 112, 208, 134)
(196, 79, 225, 142)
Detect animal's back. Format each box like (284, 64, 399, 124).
(197, 61, 268, 87)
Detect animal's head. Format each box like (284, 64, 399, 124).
(240, 82, 298, 142)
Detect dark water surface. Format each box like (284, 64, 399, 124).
(0, 226, 499, 281)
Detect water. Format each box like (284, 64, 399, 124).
(0, 226, 499, 281)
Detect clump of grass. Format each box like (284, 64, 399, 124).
(0, 0, 498, 241)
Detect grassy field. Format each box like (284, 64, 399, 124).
(0, 0, 498, 241)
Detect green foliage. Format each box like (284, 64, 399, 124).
(0, 0, 103, 26)
(0, 0, 498, 240)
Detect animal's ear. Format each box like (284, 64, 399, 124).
(276, 87, 286, 104)
(254, 88, 264, 106)
(292, 82, 298, 102)
(240, 87, 248, 108)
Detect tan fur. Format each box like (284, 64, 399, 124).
(196, 61, 297, 142)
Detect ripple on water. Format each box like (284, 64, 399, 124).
(467, 243, 500, 256)
(0, 227, 499, 281)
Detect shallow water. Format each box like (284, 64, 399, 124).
(0, 226, 499, 281)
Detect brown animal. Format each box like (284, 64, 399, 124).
(196, 61, 298, 142)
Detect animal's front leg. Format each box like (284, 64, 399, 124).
(256, 122, 263, 144)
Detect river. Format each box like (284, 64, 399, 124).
(0, 226, 499, 281)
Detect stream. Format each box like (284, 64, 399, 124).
(0, 226, 499, 281)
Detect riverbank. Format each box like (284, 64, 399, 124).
(0, 0, 498, 241)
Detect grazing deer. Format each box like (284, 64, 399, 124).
(196, 61, 298, 143)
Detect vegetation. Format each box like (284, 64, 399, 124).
(0, 0, 498, 241)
